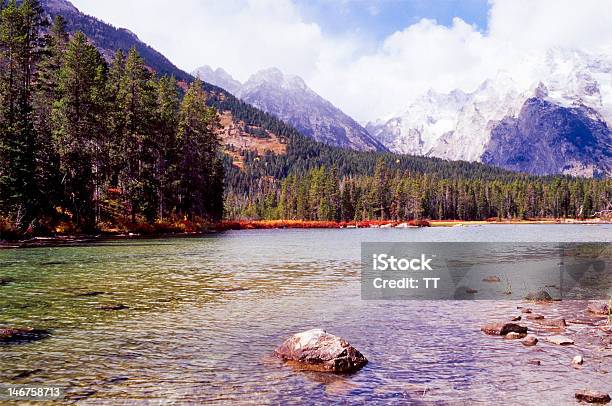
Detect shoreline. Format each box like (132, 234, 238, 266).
(216, 218, 610, 230)
(1, 218, 609, 249)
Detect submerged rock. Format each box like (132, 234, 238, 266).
(12, 369, 43, 380)
(0, 328, 51, 344)
(511, 315, 522, 321)
(521, 308, 533, 314)
(274, 329, 367, 373)
(546, 335, 574, 346)
(522, 335, 538, 346)
(534, 318, 567, 328)
(0, 277, 15, 286)
(96, 304, 128, 311)
(481, 322, 528, 336)
(587, 302, 611, 316)
(482, 276, 501, 283)
(525, 290, 553, 302)
(526, 314, 544, 320)
(575, 390, 610, 403)
(527, 359, 541, 366)
(76, 291, 106, 297)
(573, 355, 584, 365)
(504, 332, 526, 339)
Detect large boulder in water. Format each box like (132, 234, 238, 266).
(275, 329, 367, 373)
(481, 322, 528, 336)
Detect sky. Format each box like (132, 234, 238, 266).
(69, 0, 612, 123)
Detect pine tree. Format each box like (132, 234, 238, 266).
(154, 75, 180, 219)
(116, 47, 158, 222)
(176, 79, 221, 220)
(53, 31, 108, 230)
(0, 0, 46, 228)
(32, 15, 67, 220)
(106, 49, 126, 186)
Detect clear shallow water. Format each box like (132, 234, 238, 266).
(0, 225, 611, 404)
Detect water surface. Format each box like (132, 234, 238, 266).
(1, 225, 611, 404)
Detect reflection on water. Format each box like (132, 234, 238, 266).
(0, 225, 611, 404)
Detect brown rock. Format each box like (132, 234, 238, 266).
(522, 335, 539, 346)
(511, 315, 522, 321)
(481, 322, 528, 336)
(527, 360, 541, 365)
(546, 335, 574, 345)
(587, 302, 611, 316)
(521, 308, 533, 314)
(0, 277, 15, 286)
(12, 368, 43, 380)
(76, 291, 105, 297)
(534, 318, 567, 328)
(96, 304, 128, 311)
(575, 390, 610, 403)
(525, 290, 553, 302)
(275, 329, 368, 373)
(504, 332, 526, 339)
(526, 314, 544, 320)
(0, 327, 50, 343)
(567, 319, 598, 326)
(465, 288, 478, 294)
(482, 276, 501, 283)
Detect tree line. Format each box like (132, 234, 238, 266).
(0, 0, 223, 235)
(226, 157, 611, 222)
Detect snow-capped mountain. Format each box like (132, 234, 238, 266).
(191, 66, 386, 151)
(193, 65, 242, 95)
(367, 49, 612, 177)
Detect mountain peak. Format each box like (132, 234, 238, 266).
(244, 67, 308, 92)
(368, 48, 612, 176)
(192, 65, 242, 95)
(231, 67, 385, 151)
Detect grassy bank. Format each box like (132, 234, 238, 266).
(216, 218, 610, 231)
(2, 218, 609, 248)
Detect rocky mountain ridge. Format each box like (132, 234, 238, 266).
(367, 49, 612, 177)
(193, 65, 386, 151)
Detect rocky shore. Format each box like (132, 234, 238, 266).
(481, 299, 611, 403)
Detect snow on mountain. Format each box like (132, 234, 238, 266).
(192, 65, 242, 95)
(368, 48, 612, 176)
(237, 68, 386, 151)
(194, 66, 386, 151)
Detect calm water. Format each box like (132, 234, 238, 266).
(1, 225, 611, 404)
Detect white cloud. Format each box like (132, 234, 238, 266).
(70, 0, 612, 123)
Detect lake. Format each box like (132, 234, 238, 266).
(1, 225, 611, 404)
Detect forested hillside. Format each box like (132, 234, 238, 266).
(224, 136, 612, 221)
(0, 0, 222, 237)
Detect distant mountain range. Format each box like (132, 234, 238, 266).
(41, 0, 611, 177)
(366, 49, 612, 177)
(193, 65, 386, 151)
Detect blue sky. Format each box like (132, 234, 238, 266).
(295, 0, 489, 40)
